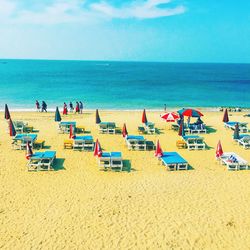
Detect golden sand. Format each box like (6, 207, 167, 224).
(0, 110, 250, 249)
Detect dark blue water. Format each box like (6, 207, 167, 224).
(0, 59, 249, 109)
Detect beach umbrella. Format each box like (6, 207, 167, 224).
(26, 142, 33, 160)
(55, 107, 61, 122)
(96, 109, 101, 124)
(69, 124, 75, 139)
(178, 119, 185, 136)
(154, 140, 163, 158)
(161, 112, 179, 122)
(216, 140, 223, 158)
(233, 123, 240, 140)
(5, 104, 10, 120)
(142, 109, 148, 124)
(222, 109, 229, 123)
(178, 108, 203, 118)
(94, 139, 102, 157)
(122, 123, 128, 138)
(9, 118, 16, 137)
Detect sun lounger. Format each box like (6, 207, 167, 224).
(224, 122, 248, 133)
(98, 152, 123, 171)
(27, 151, 56, 171)
(219, 152, 248, 170)
(237, 134, 250, 149)
(145, 122, 156, 134)
(182, 135, 206, 150)
(12, 134, 37, 150)
(126, 135, 146, 150)
(58, 121, 76, 134)
(99, 122, 116, 134)
(73, 136, 94, 151)
(188, 123, 207, 134)
(13, 120, 28, 133)
(160, 152, 188, 171)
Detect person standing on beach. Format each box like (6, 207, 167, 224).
(75, 101, 80, 114)
(35, 100, 40, 112)
(63, 102, 68, 115)
(164, 104, 167, 112)
(79, 101, 83, 114)
(69, 102, 74, 113)
(41, 101, 47, 112)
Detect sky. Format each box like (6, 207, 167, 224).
(0, 0, 250, 63)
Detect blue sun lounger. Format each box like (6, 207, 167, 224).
(27, 151, 56, 171)
(224, 122, 248, 133)
(237, 134, 250, 149)
(12, 133, 38, 150)
(59, 121, 76, 134)
(160, 152, 188, 170)
(182, 135, 206, 150)
(99, 122, 116, 134)
(72, 135, 94, 151)
(99, 152, 123, 171)
(126, 135, 146, 150)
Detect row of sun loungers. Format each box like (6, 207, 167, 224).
(172, 123, 207, 134)
(98, 152, 123, 171)
(225, 122, 248, 133)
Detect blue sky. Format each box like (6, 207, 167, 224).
(0, 0, 250, 63)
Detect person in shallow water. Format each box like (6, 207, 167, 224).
(35, 100, 40, 112)
(41, 101, 47, 112)
(63, 102, 68, 115)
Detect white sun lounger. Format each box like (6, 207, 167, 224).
(98, 152, 123, 171)
(237, 135, 250, 149)
(219, 152, 248, 170)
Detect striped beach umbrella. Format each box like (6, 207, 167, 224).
(178, 119, 185, 136)
(55, 107, 62, 122)
(122, 123, 128, 138)
(69, 124, 75, 139)
(161, 112, 179, 122)
(233, 123, 240, 140)
(216, 140, 223, 158)
(5, 104, 10, 120)
(142, 109, 148, 124)
(222, 109, 229, 123)
(94, 139, 102, 157)
(96, 109, 101, 124)
(26, 142, 33, 160)
(178, 108, 203, 118)
(9, 118, 16, 137)
(154, 140, 163, 158)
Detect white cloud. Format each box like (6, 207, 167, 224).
(0, 0, 186, 25)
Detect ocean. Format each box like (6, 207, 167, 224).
(0, 59, 249, 110)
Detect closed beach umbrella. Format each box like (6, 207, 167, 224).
(94, 139, 102, 157)
(222, 108, 229, 122)
(154, 140, 163, 157)
(96, 109, 101, 124)
(142, 109, 148, 124)
(178, 108, 203, 118)
(55, 107, 61, 122)
(216, 140, 223, 158)
(122, 123, 128, 138)
(9, 118, 16, 137)
(233, 123, 240, 140)
(178, 119, 185, 136)
(161, 112, 179, 122)
(26, 142, 33, 160)
(5, 104, 10, 120)
(69, 124, 75, 139)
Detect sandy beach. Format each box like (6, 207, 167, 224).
(0, 110, 250, 249)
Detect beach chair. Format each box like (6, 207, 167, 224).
(99, 152, 111, 170)
(27, 151, 56, 171)
(176, 140, 187, 149)
(237, 135, 250, 149)
(160, 152, 188, 171)
(138, 126, 146, 134)
(99, 122, 116, 134)
(13, 121, 26, 133)
(219, 152, 248, 170)
(33, 140, 45, 149)
(189, 124, 207, 134)
(98, 152, 123, 171)
(73, 139, 84, 151)
(224, 122, 248, 133)
(126, 135, 147, 151)
(145, 122, 156, 134)
(12, 134, 37, 150)
(59, 122, 76, 134)
(182, 136, 206, 150)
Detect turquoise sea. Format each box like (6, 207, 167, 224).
(0, 59, 249, 110)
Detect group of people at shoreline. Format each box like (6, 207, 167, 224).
(36, 100, 84, 114)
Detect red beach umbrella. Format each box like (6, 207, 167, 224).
(161, 112, 179, 122)
(94, 139, 102, 157)
(96, 109, 101, 124)
(178, 108, 203, 117)
(26, 142, 33, 160)
(216, 140, 223, 158)
(5, 104, 10, 120)
(69, 124, 75, 139)
(9, 118, 16, 137)
(142, 109, 148, 124)
(122, 123, 128, 138)
(154, 140, 163, 157)
(222, 109, 229, 123)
